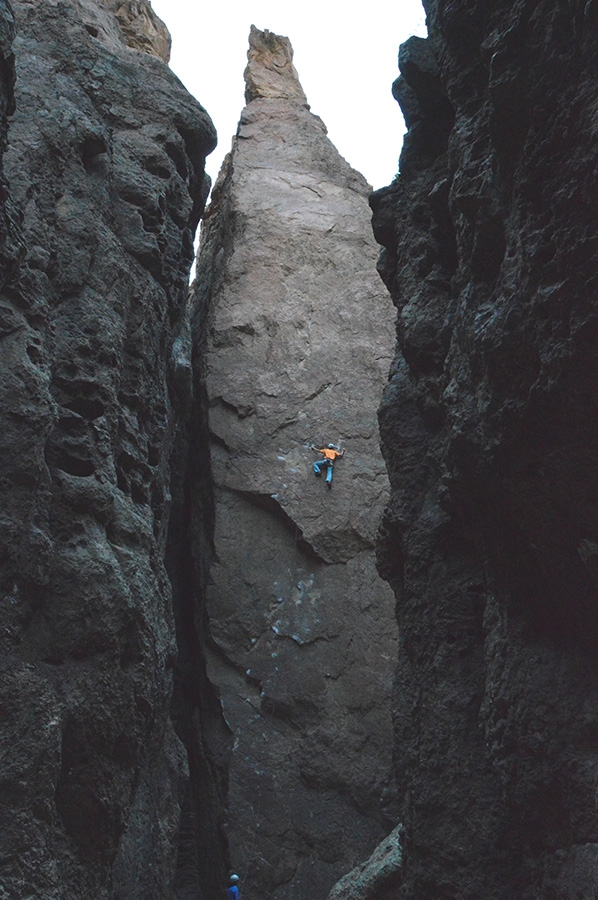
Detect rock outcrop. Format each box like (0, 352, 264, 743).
(326, 824, 402, 900)
(194, 26, 398, 900)
(371, 2, 598, 897)
(0, 1, 217, 897)
(100, 0, 172, 62)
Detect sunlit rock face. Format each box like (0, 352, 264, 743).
(371, 1, 598, 897)
(99, 0, 172, 62)
(0, 1, 216, 897)
(194, 25, 398, 900)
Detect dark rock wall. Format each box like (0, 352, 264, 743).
(0, 1, 219, 897)
(371, 2, 598, 898)
(0, 0, 13, 144)
(166, 234, 232, 900)
(0, 0, 19, 289)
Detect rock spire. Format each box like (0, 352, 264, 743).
(194, 26, 398, 900)
(244, 24, 308, 105)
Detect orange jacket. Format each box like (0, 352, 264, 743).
(318, 447, 342, 461)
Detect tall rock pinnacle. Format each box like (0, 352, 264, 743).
(244, 24, 308, 105)
(194, 27, 398, 900)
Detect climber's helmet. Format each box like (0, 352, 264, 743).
(328, 443, 335, 449)
(230, 875, 240, 884)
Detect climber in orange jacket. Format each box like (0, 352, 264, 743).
(311, 443, 344, 489)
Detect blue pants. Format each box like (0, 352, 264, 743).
(313, 459, 333, 483)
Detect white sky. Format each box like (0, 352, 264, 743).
(149, 0, 427, 191)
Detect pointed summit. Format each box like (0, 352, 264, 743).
(194, 19, 398, 900)
(243, 25, 308, 106)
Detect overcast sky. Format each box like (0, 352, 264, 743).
(149, 0, 427, 190)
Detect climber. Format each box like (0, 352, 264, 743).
(311, 443, 344, 489)
(227, 874, 240, 900)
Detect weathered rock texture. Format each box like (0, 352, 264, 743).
(371, 2, 598, 898)
(0, 0, 18, 291)
(326, 823, 402, 900)
(0, 1, 219, 897)
(194, 26, 398, 900)
(100, 0, 171, 63)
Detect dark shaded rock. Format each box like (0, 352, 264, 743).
(194, 27, 398, 900)
(0, 0, 21, 290)
(0, 1, 217, 897)
(371, 2, 598, 898)
(0, 0, 14, 136)
(392, 35, 454, 175)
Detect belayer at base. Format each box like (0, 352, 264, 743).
(227, 873, 240, 899)
(311, 443, 344, 489)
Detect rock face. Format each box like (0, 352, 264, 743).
(194, 26, 398, 900)
(371, 2, 598, 898)
(0, 1, 218, 897)
(326, 824, 402, 900)
(100, 0, 172, 63)
(0, 0, 18, 290)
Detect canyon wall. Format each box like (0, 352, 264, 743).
(0, 7, 399, 899)
(0, 0, 17, 293)
(194, 26, 398, 900)
(370, 1, 598, 898)
(0, 2, 220, 897)
(7, 0, 597, 897)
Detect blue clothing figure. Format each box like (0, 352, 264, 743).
(313, 457, 333, 484)
(312, 444, 344, 489)
(227, 874, 240, 899)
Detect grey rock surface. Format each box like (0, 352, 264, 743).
(370, 1, 598, 897)
(194, 26, 398, 900)
(326, 824, 402, 900)
(0, 1, 216, 897)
